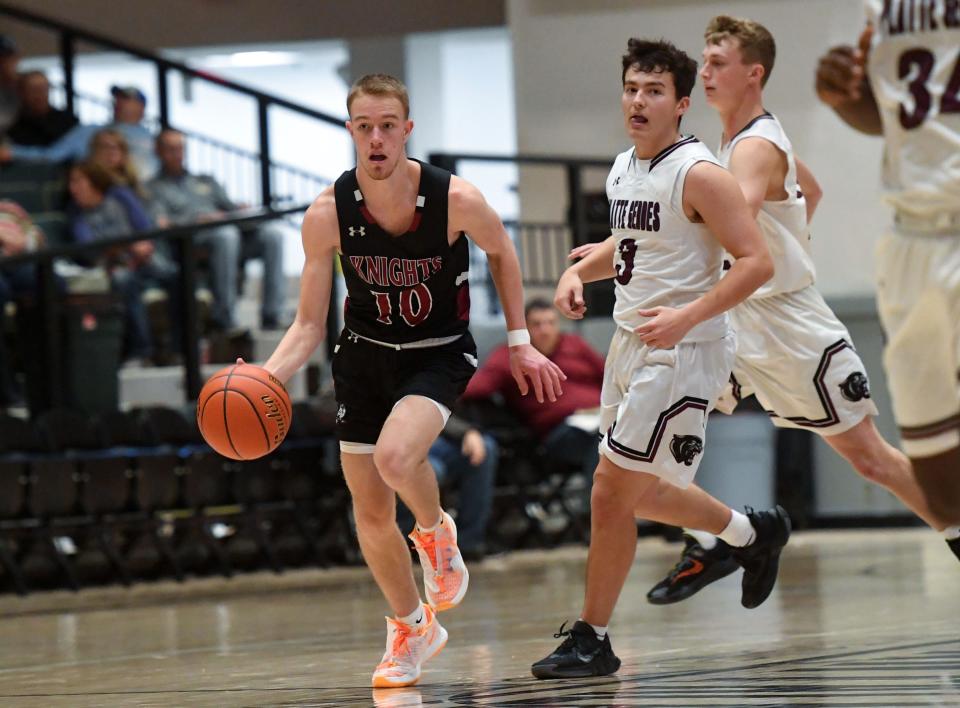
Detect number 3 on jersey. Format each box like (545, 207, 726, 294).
(372, 284, 433, 326)
(898, 49, 960, 129)
(616, 238, 637, 285)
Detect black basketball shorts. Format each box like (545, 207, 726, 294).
(330, 329, 478, 446)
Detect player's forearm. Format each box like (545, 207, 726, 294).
(569, 237, 616, 283)
(683, 254, 773, 326)
(264, 319, 326, 383)
(830, 86, 883, 135)
(486, 250, 527, 331)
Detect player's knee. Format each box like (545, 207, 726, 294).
(590, 476, 630, 521)
(351, 498, 395, 533)
(373, 445, 416, 488)
(851, 454, 887, 485)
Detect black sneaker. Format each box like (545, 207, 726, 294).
(531, 620, 621, 679)
(728, 505, 791, 609)
(947, 537, 960, 562)
(646, 535, 740, 605)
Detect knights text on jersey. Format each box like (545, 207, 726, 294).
(334, 160, 471, 344)
(717, 111, 815, 298)
(605, 136, 729, 342)
(865, 0, 960, 217)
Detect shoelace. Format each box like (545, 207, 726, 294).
(413, 531, 449, 594)
(377, 619, 414, 671)
(552, 621, 579, 651)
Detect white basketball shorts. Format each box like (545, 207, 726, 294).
(598, 328, 735, 488)
(876, 228, 960, 457)
(716, 285, 878, 437)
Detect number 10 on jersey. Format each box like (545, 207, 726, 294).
(372, 284, 433, 326)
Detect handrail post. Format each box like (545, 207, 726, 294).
(59, 30, 75, 116)
(257, 99, 272, 207)
(567, 163, 587, 247)
(37, 258, 62, 412)
(175, 233, 202, 400)
(157, 63, 170, 129)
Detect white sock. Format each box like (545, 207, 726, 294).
(942, 526, 960, 541)
(417, 514, 443, 534)
(685, 528, 718, 550)
(397, 603, 425, 627)
(581, 619, 607, 640)
(717, 510, 756, 547)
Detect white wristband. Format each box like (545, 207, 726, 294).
(507, 329, 531, 347)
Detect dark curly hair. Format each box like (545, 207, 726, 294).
(621, 38, 698, 99)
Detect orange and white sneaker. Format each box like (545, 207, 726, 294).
(371, 604, 448, 688)
(408, 511, 469, 612)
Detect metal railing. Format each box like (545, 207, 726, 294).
(0, 1, 346, 208)
(0, 206, 315, 409)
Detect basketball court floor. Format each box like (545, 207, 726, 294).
(0, 529, 956, 706)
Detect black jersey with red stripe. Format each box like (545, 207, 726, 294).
(334, 160, 471, 344)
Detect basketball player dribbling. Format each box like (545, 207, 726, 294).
(631, 15, 960, 605)
(261, 74, 565, 688)
(530, 39, 789, 680)
(815, 0, 960, 560)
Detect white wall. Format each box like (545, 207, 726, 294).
(507, 0, 887, 297)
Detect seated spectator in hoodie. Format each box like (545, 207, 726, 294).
(66, 161, 179, 365)
(8, 70, 78, 147)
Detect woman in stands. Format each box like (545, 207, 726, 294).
(89, 128, 144, 195)
(67, 161, 180, 366)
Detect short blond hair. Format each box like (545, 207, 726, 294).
(705, 16, 776, 87)
(347, 73, 410, 119)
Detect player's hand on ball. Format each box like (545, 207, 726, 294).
(634, 306, 693, 349)
(509, 344, 566, 403)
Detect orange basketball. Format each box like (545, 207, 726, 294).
(196, 363, 292, 460)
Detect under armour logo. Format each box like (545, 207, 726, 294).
(348, 226, 365, 237)
(613, 176, 622, 187)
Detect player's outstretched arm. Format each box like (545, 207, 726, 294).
(450, 176, 566, 403)
(795, 158, 823, 222)
(263, 189, 339, 383)
(635, 163, 772, 349)
(555, 236, 616, 320)
(815, 25, 882, 135)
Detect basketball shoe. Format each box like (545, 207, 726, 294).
(728, 505, 792, 609)
(371, 604, 448, 688)
(531, 620, 621, 679)
(947, 537, 960, 562)
(409, 511, 469, 612)
(646, 535, 740, 605)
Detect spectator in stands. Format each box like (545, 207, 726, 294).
(89, 128, 143, 194)
(462, 298, 605, 478)
(8, 70, 78, 146)
(396, 412, 499, 561)
(0, 200, 44, 405)
(148, 127, 287, 330)
(66, 161, 180, 365)
(0, 35, 19, 137)
(4, 85, 158, 179)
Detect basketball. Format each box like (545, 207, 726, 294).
(196, 362, 292, 460)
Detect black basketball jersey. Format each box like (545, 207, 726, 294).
(334, 160, 471, 344)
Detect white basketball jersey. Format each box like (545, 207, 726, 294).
(717, 112, 816, 298)
(606, 136, 728, 342)
(864, 0, 960, 217)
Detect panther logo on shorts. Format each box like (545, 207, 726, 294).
(336, 404, 346, 424)
(839, 372, 871, 402)
(670, 434, 703, 466)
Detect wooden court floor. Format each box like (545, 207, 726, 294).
(0, 528, 956, 707)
